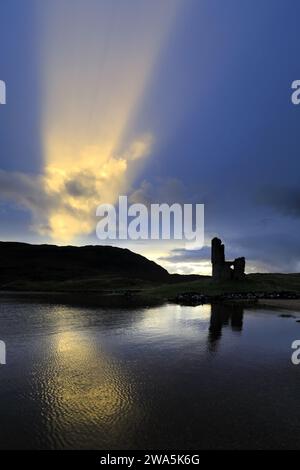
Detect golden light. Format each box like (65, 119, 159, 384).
(36, 0, 181, 242)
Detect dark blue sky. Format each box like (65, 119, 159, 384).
(1, 0, 300, 273)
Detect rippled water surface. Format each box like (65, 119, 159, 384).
(0, 299, 300, 449)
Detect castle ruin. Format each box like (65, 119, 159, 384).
(211, 237, 245, 281)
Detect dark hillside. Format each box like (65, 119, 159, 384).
(0, 242, 170, 285)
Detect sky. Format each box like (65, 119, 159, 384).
(0, 0, 300, 274)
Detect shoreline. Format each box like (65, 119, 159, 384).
(258, 299, 300, 311)
(1, 290, 300, 312)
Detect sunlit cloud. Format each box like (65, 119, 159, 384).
(0, 136, 151, 241)
(35, 0, 181, 241)
(41, 135, 153, 241)
(0, 1, 181, 243)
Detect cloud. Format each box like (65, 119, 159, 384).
(64, 172, 98, 199)
(160, 231, 300, 273)
(33, 0, 181, 242)
(129, 177, 187, 207)
(0, 134, 153, 241)
(157, 245, 211, 275)
(258, 186, 300, 218)
(159, 246, 210, 263)
(123, 135, 153, 162)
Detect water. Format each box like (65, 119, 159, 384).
(0, 298, 300, 449)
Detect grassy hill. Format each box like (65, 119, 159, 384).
(145, 273, 300, 300)
(0, 241, 170, 286)
(0, 242, 300, 302)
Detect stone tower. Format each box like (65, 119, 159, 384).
(211, 237, 245, 281)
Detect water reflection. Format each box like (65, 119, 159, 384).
(0, 298, 299, 450)
(29, 309, 136, 449)
(208, 303, 244, 352)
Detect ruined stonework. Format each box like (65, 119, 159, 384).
(211, 237, 245, 281)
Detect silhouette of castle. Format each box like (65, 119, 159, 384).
(211, 237, 245, 281)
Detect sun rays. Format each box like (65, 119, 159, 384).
(37, 0, 180, 241)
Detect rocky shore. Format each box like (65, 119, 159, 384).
(170, 290, 300, 307)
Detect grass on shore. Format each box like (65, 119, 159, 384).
(1, 273, 300, 302)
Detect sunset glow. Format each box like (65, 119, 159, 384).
(38, 0, 180, 241)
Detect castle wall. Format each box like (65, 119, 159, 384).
(211, 237, 245, 281)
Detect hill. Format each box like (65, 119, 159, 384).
(0, 242, 300, 304)
(0, 241, 172, 288)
